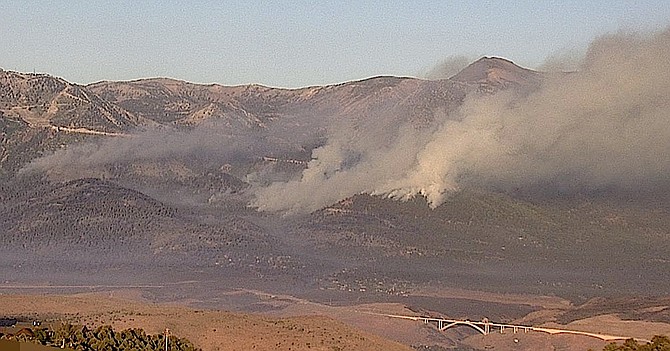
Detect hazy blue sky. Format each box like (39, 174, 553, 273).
(1, 1, 669, 88)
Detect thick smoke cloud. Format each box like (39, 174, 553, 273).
(253, 28, 670, 213)
(20, 122, 303, 181)
(20, 28, 670, 214)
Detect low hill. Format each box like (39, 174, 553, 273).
(0, 177, 276, 269)
(0, 294, 413, 351)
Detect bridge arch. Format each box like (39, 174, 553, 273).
(439, 321, 487, 335)
(381, 313, 643, 343)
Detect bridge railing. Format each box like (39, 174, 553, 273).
(378, 313, 648, 342)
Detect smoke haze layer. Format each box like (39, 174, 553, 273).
(18, 28, 670, 214)
(20, 121, 307, 181)
(253, 28, 670, 213)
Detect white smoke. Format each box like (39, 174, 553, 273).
(253, 28, 670, 213)
(19, 121, 302, 180)
(18, 28, 670, 215)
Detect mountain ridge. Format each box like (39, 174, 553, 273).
(2, 57, 516, 176)
(450, 56, 544, 90)
(2, 56, 534, 133)
(2, 56, 668, 301)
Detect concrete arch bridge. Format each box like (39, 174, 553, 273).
(380, 314, 650, 343)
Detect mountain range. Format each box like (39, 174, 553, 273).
(1, 57, 668, 302)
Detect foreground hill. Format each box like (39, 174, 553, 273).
(0, 177, 277, 271)
(0, 294, 413, 351)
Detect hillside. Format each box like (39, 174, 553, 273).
(0, 294, 413, 351)
(450, 56, 544, 90)
(2, 58, 669, 293)
(0, 70, 147, 132)
(1, 56, 670, 350)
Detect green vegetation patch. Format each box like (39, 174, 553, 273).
(0, 323, 200, 351)
(595, 335, 670, 351)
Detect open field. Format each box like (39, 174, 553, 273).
(2, 287, 669, 351)
(0, 291, 412, 351)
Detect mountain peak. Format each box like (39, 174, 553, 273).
(450, 56, 542, 88)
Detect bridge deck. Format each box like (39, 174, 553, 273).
(377, 313, 649, 343)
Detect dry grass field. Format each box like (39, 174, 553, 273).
(0, 291, 412, 351)
(3, 288, 670, 351)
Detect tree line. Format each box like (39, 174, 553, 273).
(0, 322, 200, 351)
(592, 335, 670, 351)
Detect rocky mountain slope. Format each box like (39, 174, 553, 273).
(0, 70, 147, 132)
(0, 57, 529, 175)
(1, 57, 668, 300)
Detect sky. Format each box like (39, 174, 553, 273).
(1, 1, 669, 88)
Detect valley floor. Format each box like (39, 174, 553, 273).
(2, 283, 669, 351)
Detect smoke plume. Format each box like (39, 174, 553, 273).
(19, 28, 670, 215)
(424, 55, 472, 79)
(253, 28, 670, 213)
(20, 121, 305, 180)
